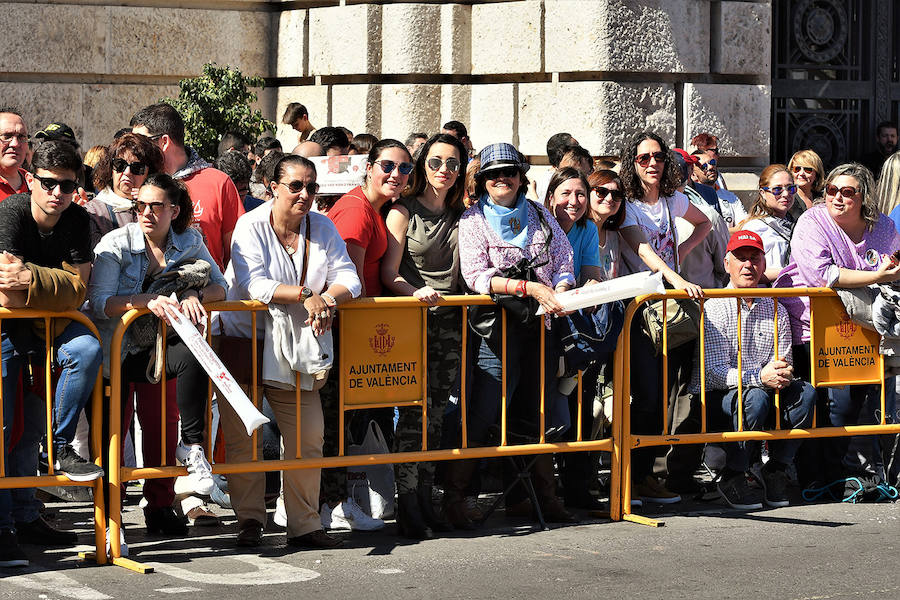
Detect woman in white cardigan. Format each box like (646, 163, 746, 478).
(217, 155, 361, 549)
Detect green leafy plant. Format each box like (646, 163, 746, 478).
(162, 63, 274, 161)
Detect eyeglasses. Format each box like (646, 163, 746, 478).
(374, 160, 414, 175)
(426, 157, 461, 173)
(112, 158, 148, 175)
(761, 185, 798, 196)
(792, 166, 815, 175)
(707, 147, 719, 154)
(700, 159, 718, 171)
(486, 166, 521, 179)
(825, 184, 859, 198)
(146, 133, 164, 142)
(591, 187, 624, 203)
(133, 200, 170, 215)
(635, 152, 666, 167)
(34, 175, 78, 195)
(278, 180, 319, 195)
(0, 132, 27, 145)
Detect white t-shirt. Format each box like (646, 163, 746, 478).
(742, 217, 791, 271)
(620, 191, 690, 273)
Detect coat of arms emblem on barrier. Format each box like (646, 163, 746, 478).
(369, 323, 395, 355)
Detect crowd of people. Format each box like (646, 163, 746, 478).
(0, 99, 899, 567)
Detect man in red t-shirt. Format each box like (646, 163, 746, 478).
(130, 104, 244, 272)
(0, 109, 30, 202)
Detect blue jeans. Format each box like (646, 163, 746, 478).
(0, 320, 101, 529)
(713, 380, 817, 472)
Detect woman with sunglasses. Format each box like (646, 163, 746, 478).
(587, 169, 628, 281)
(786, 149, 825, 220)
(457, 142, 577, 526)
(740, 164, 797, 283)
(217, 154, 361, 549)
(90, 174, 227, 535)
(380, 133, 468, 539)
(775, 162, 900, 487)
(616, 132, 710, 504)
(85, 133, 163, 248)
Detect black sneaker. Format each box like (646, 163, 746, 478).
(0, 529, 28, 567)
(15, 516, 77, 546)
(54, 445, 104, 482)
(761, 468, 790, 508)
(717, 472, 763, 510)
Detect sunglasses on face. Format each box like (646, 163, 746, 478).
(278, 180, 319, 195)
(486, 166, 521, 179)
(700, 159, 718, 170)
(707, 147, 719, 154)
(374, 160, 414, 175)
(34, 175, 78, 195)
(133, 200, 170, 215)
(426, 156, 461, 173)
(761, 185, 798, 196)
(635, 152, 667, 167)
(591, 187, 624, 203)
(825, 184, 859, 198)
(792, 166, 815, 175)
(112, 158, 148, 175)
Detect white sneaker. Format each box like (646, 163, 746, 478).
(319, 502, 333, 530)
(331, 498, 385, 531)
(175, 443, 215, 496)
(274, 495, 287, 528)
(105, 528, 128, 558)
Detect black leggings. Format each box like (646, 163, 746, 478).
(123, 338, 208, 446)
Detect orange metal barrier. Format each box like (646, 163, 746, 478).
(0, 309, 106, 565)
(106, 297, 615, 571)
(612, 288, 900, 525)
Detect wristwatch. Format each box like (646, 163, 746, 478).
(299, 286, 313, 302)
(514, 280, 528, 298)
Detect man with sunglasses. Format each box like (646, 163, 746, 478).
(0, 108, 30, 202)
(691, 149, 747, 234)
(130, 103, 244, 272)
(0, 140, 104, 565)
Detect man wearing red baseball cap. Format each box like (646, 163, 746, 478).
(687, 229, 816, 511)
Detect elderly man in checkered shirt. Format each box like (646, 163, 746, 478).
(690, 230, 816, 511)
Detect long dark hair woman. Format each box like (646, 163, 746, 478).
(380, 133, 468, 538)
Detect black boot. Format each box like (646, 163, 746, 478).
(417, 484, 453, 532)
(396, 492, 433, 540)
(442, 460, 477, 530)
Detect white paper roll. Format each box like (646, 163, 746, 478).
(536, 271, 665, 314)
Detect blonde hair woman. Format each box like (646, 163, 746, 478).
(875, 151, 900, 232)
(786, 149, 825, 218)
(740, 164, 796, 283)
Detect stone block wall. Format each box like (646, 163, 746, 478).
(4, 0, 772, 189)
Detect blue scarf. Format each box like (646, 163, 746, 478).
(479, 192, 529, 249)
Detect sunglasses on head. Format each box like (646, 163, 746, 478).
(635, 152, 667, 167)
(279, 180, 319, 195)
(34, 174, 78, 195)
(792, 165, 815, 175)
(112, 158, 148, 175)
(591, 186, 624, 203)
(486, 166, 521, 179)
(761, 184, 797, 196)
(825, 184, 859, 198)
(374, 160, 414, 175)
(426, 156, 461, 173)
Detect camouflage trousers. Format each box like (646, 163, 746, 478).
(394, 306, 462, 494)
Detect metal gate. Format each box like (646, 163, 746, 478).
(771, 0, 899, 169)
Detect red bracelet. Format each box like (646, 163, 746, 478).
(505, 279, 512, 294)
(515, 280, 528, 297)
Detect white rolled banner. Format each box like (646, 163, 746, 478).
(164, 295, 269, 436)
(536, 271, 666, 315)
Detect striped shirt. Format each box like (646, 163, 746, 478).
(689, 294, 792, 393)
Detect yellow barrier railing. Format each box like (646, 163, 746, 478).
(0, 309, 106, 565)
(613, 287, 900, 525)
(106, 296, 615, 572)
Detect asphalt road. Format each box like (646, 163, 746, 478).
(0, 493, 898, 600)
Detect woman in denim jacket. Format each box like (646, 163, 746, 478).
(89, 173, 226, 532)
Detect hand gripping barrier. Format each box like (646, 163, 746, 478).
(0, 309, 106, 565)
(612, 288, 900, 526)
(106, 296, 616, 571)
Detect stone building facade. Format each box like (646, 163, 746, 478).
(1, 0, 772, 190)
